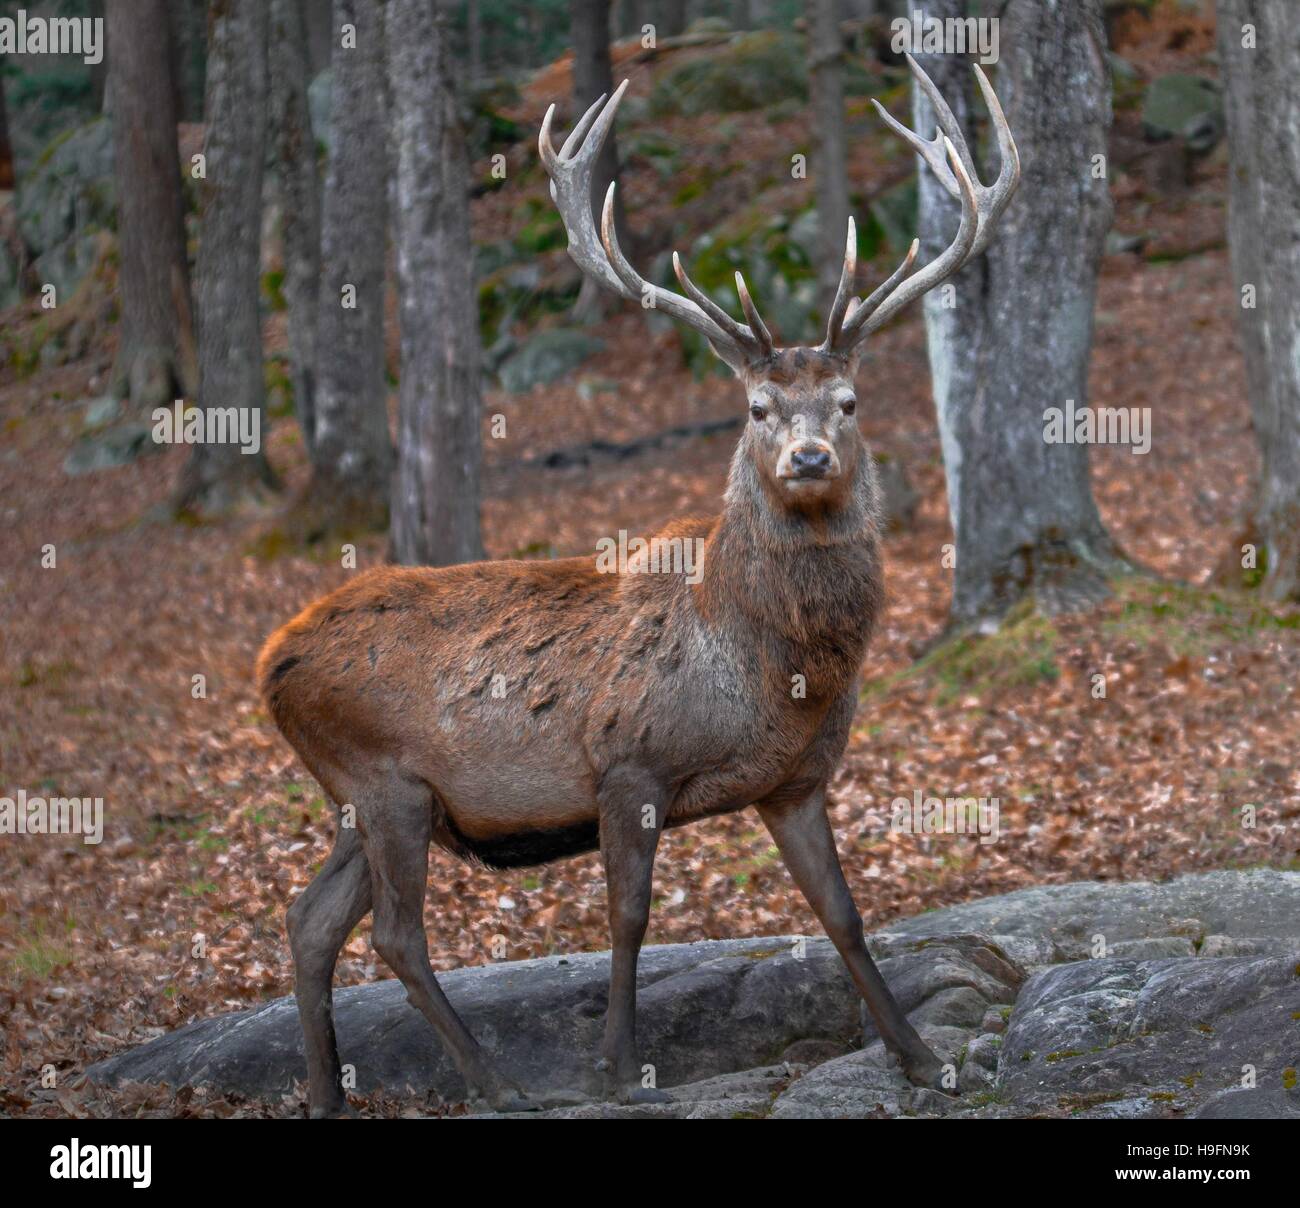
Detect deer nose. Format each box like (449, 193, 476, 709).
(790, 448, 832, 478)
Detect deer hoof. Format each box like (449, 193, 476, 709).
(483, 1087, 538, 1114)
(307, 1099, 355, 1120)
(900, 1051, 950, 1093)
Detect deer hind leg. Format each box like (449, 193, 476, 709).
(597, 767, 669, 1104)
(757, 788, 947, 1090)
(287, 822, 372, 1118)
(360, 779, 534, 1113)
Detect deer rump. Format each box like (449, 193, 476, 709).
(255, 522, 823, 873)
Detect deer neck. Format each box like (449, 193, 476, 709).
(696, 445, 883, 659)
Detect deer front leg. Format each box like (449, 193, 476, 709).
(757, 788, 946, 1089)
(596, 767, 669, 1104)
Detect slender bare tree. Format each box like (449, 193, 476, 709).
(173, 0, 276, 514)
(1217, 1, 1300, 599)
(305, 0, 393, 530)
(170, 0, 209, 122)
(106, 0, 193, 409)
(0, 58, 13, 190)
(911, 0, 1123, 626)
(659, 0, 687, 36)
(807, 0, 849, 316)
(270, 0, 323, 452)
(387, 0, 484, 565)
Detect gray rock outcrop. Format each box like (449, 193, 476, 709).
(88, 870, 1300, 1119)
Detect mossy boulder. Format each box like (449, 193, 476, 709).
(16, 117, 116, 301)
(649, 31, 807, 117)
(1141, 73, 1222, 153)
(498, 328, 604, 392)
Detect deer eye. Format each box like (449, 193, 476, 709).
(749, 403, 767, 422)
(840, 397, 857, 416)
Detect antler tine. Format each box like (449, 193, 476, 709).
(970, 63, 1021, 253)
(734, 272, 774, 356)
(830, 236, 919, 347)
(672, 252, 757, 345)
(823, 216, 859, 350)
(831, 59, 1020, 353)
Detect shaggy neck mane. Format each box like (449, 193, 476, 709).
(695, 442, 883, 661)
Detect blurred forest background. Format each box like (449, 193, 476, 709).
(2, 0, 1299, 1115)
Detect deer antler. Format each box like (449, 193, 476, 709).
(539, 81, 774, 367)
(824, 54, 1021, 354)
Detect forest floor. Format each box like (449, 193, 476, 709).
(1, 3, 1296, 1118)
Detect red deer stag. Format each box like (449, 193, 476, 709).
(258, 56, 1019, 1117)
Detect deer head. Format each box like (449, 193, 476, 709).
(539, 55, 1019, 516)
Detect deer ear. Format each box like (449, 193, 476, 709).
(706, 337, 749, 378)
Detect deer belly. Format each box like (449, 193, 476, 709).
(428, 730, 598, 838)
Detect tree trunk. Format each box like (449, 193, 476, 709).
(387, 0, 484, 566)
(87, 0, 108, 111)
(301, 0, 334, 76)
(0, 58, 13, 190)
(105, 0, 193, 408)
(270, 0, 323, 453)
(570, 0, 625, 321)
(170, 0, 209, 122)
(1217, 1, 1300, 600)
(468, 0, 483, 82)
(915, 0, 1123, 627)
(659, 0, 687, 37)
(807, 0, 849, 317)
(173, 0, 275, 514)
(305, 0, 393, 530)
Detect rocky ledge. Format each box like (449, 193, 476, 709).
(88, 870, 1300, 1119)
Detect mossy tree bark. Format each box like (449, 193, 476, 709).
(106, 0, 194, 409)
(1217, 1, 1300, 600)
(173, 0, 277, 515)
(270, 0, 323, 456)
(303, 0, 393, 533)
(914, 0, 1125, 629)
(386, 0, 484, 566)
(807, 0, 850, 318)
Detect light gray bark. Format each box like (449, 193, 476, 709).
(914, 0, 1122, 626)
(174, 0, 275, 514)
(387, 0, 484, 566)
(1216, 1, 1300, 600)
(308, 0, 393, 528)
(106, 0, 193, 409)
(807, 0, 849, 317)
(270, 0, 323, 452)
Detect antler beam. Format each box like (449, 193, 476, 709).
(539, 82, 774, 366)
